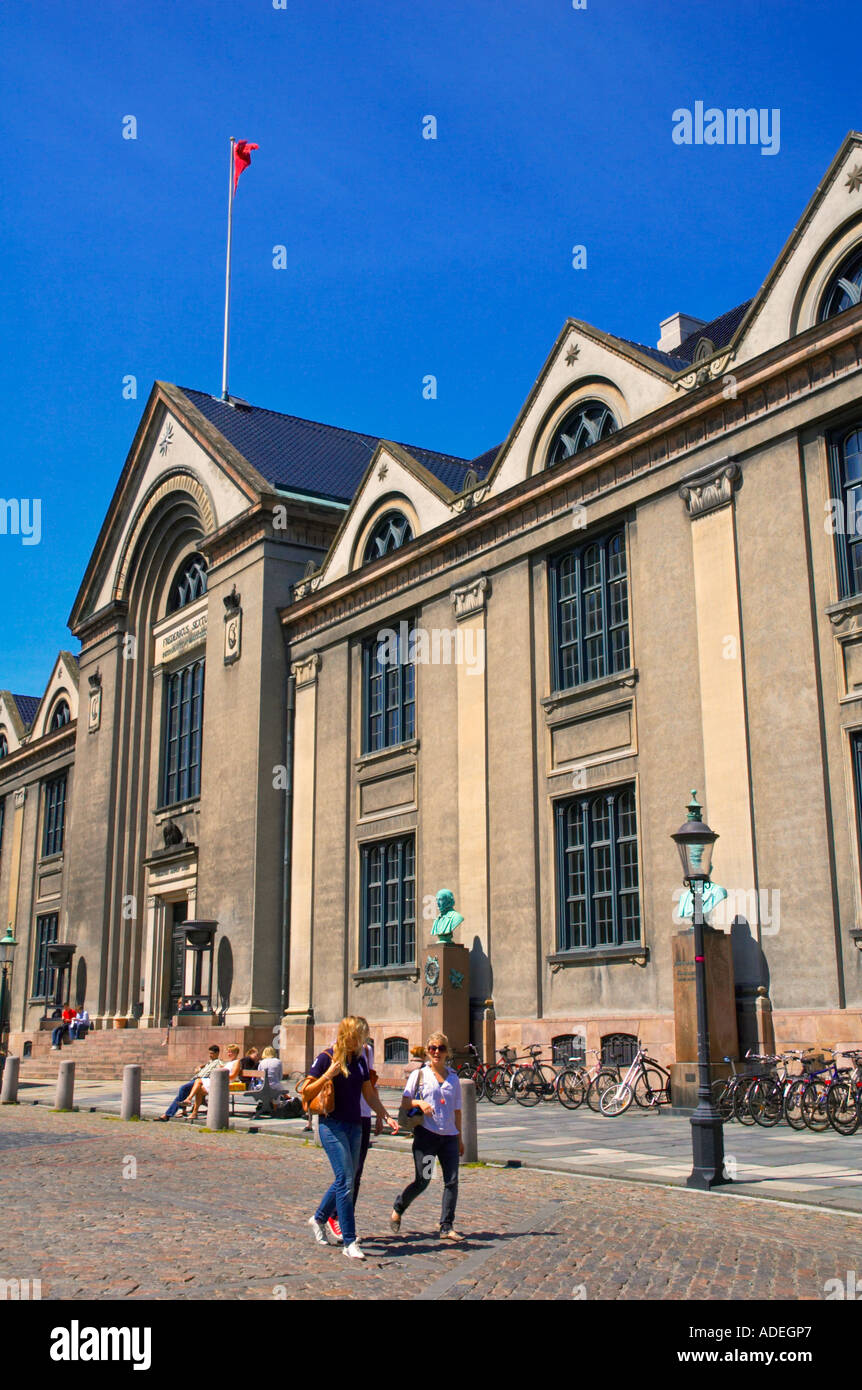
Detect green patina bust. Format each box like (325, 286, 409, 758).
(431, 888, 464, 943)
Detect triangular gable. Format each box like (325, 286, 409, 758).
(29, 652, 80, 740)
(68, 382, 274, 633)
(297, 440, 456, 593)
(486, 318, 678, 497)
(0, 692, 28, 753)
(729, 132, 862, 365)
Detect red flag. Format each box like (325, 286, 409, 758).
(233, 140, 258, 193)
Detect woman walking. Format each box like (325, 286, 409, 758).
(391, 1032, 465, 1241)
(305, 1016, 398, 1261)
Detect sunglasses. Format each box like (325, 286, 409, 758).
(427, 1045, 447, 1053)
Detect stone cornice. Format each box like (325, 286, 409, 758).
(74, 599, 128, 647)
(679, 458, 741, 519)
(280, 311, 862, 645)
(0, 724, 77, 784)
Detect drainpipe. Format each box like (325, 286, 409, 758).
(280, 670, 296, 1019)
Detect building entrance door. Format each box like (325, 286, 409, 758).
(168, 900, 188, 1018)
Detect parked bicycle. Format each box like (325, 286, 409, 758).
(599, 1042, 671, 1115)
(556, 1048, 621, 1112)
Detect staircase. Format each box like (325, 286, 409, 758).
(10, 1023, 275, 1081)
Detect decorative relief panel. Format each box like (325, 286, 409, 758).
(550, 705, 634, 769)
(359, 767, 416, 819)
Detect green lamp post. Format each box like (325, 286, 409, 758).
(671, 792, 729, 1191)
(0, 925, 18, 1057)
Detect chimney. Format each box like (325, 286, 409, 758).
(657, 312, 706, 354)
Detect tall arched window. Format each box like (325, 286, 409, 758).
(0, 730, 7, 759)
(828, 426, 862, 596)
(167, 553, 208, 613)
(363, 511, 413, 564)
(49, 700, 70, 731)
(548, 400, 617, 466)
(819, 246, 862, 322)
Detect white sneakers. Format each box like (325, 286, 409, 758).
(310, 1216, 364, 1259)
(308, 1216, 329, 1246)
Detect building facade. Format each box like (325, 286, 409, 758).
(5, 134, 862, 1076)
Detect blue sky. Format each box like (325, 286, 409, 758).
(1, 0, 858, 693)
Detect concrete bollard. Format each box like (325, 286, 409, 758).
(55, 1059, 75, 1111)
(121, 1064, 142, 1120)
(207, 1066, 230, 1130)
(460, 1078, 478, 1163)
(1, 1055, 20, 1104)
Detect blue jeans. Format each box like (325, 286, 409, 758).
(165, 1080, 194, 1118)
(315, 1117, 362, 1245)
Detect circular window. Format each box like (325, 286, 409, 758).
(819, 245, 862, 322)
(547, 400, 617, 467)
(363, 511, 413, 564)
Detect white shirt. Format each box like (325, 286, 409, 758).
(359, 1043, 375, 1119)
(403, 1065, 462, 1136)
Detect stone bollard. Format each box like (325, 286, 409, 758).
(121, 1064, 142, 1121)
(1, 1055, 20, 1104)
(207, 1066, 230, 1130)
(55, 1059, 75, 1111)
(460, 1077, 478, 1163)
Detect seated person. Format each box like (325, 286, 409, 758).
(70, 1008, 90, 1040)
(252, 1046, 284, 1092)
(187, 1044, 243, 1119)
(240, 1045, 261, 1082)
(51, 1005, 77, 1050)
(156, 1046, 221, 1121)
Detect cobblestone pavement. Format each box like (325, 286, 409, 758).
(17, 1077, 862, 1214)
(1, 1106, 861, 1301)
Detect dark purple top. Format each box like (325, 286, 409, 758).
(309, 1050, 370, 1124)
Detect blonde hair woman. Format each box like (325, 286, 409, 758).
(391, 1031, 464, 1240)
(304, 1016, 398, 1260)
(187, 1043, 242, 1120)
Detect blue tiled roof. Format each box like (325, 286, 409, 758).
(676, 300, 752, 362)
(11, 694, 40, 728)
(180, 388, 491, 502)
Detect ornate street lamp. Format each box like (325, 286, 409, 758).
(671, 791, 728, 1191)
(0, 926, 18, 1057)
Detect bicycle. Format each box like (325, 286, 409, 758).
(825, 1048, 862, 1135)
(452, 1043, 487, 1102)
(510, 1045, 558, 1107)
(556, 1049, 619, 1111)
(799, 1049, 849, 1132)
(599, 1043, 671, 1115)
(483, 1047, 521, 1105)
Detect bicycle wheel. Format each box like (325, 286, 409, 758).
(801, 1079, 830, 1132)
(783, 1078, 808, 1130)
(634, 1068, 668, 1108)
(733, 1075, 758, 1125)
(587, 1069, 620, 1113)
(557, 1068, 586, 1110)
(537, 1063, 559, 1102)
(600, 1081, 633, 1116)
(456, 1064, 485, 1103)
(711, 1078, 733, 1121)
(511, 1066, 542, 1107)
(748, 1077, 783, 1128)
(484, 1064, 512, 1105)
(826, 1080, 860, 1136)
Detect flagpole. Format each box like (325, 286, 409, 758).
(221, 137, 235, 402)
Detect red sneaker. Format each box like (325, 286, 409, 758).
(326, 1217, 343, 1244)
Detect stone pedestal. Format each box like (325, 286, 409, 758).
(670, 925, 738, 1112)
(421, 942, 470, 1052)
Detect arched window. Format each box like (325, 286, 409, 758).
(0, 730, 7, 759)
(384, 1036, 410, 1065)
(49, 700, 70, 731)
(552, 1034, 586, 1066)
(167, 553, 208, 614)
(363, 511, 413, 564)
(548, 400, 617, 466)
(601, 1033, 639, 1068)
(819, 245, 862, 322)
